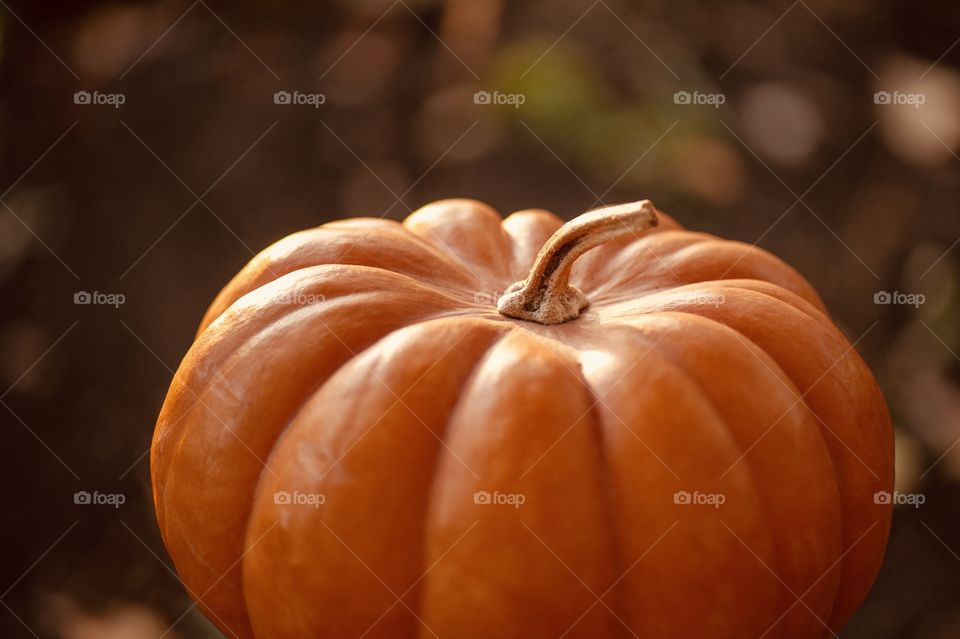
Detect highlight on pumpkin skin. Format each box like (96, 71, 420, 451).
(496, 200, 660, 324)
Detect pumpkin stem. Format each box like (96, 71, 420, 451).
(497, 200, 659, 325)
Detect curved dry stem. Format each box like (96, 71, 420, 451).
(497, 200, 659, 324)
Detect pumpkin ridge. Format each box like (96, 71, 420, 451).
(209, 264, 487, 330)
(673, 239, 825, 310)
(171, 268, 475, 451)
(239, 317, 511, 637)
(235, 317, 510, 585)
(500, 209, 564, 281)
(402, 200, 516, 291)
(418, 330, 626, 635)
(414, 230, 506, 294)
(701, 281, 830, 325)
(640, 285, 891, 629)
(411, 324, 516, 636)
(154, 272, 474, 636)
(638, 320, 798, 630)
(479, 328, 633, 635)
(619, 313, 842, 635)
(577, 375, 631, 638)
(582, 236, 823, 312)
(596, 280, 827, 330)
(199, 224, 487, 332)
(592, 278, 788, 310)
(621, 282, 888, 584)
(574, 230, 715, 298)
(322, 222, 492, 286)
(580, 323, 786, 635)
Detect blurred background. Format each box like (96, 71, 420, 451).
(1, 0, 958, 637)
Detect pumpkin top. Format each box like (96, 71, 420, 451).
(496, 200, 659, 325)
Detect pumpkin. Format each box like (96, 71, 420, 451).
(151, 199, 893, 639)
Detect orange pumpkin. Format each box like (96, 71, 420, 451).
(152, 199, 893, 639)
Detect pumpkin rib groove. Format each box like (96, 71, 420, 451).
(206, 263, 485, 330)
(156, 273, 475, 637)
(698, 311, 844, 631)
(419, 330, 624, 636)
(608, 324, 773, 636)
(584, 237, 824, 311)
(200, 266, 449, 340)
(612, 283, 890, 628)
(403, 199, 515, 291)
(321, 223, 490, 289)
(639, 324, 811, 635)
(636, 285, 890, 629)
(199, 227, 485, 332)
(581, 323, 781, 635)
(501, 209, 564, 281)
(162, 277, 468, 484)
(160, 329, 409, 636)
(266, 316, 517, 628)
(576, 369, 631, 638)
(620, 313, 842, 635)
(244, 321, 509, 551)
(712, 281, 831, 324)
(240, 317, 511, 638)
(573, 231, 714, 299)
(698, 240, 825, 310)
(205, 266, 482, 394)
(327, 218, 496, 281)
(405, 229, 501, 291)
(535, 332, 633, 637)
(594, 279, 816, 319)
(410, 325, 516, 638)
(613, 319, 778, 567)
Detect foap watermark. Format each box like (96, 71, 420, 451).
(874, 90, 925, 108)
(474, 290, 504, 305)
(689, 292, 726, 308)
(74, 90, 125, 108)
(874, 490, 924, 508)
(74, 290, 126, 308)
(673, 90, 725, 108)
(274, 90, 326, 108)
(474, 90, 526, 109)
(274, 490, 325, 508)
(874, 290, 924, 308)
(276, 291, 326, 306)
(74, 490, 126, 508)
(673, 490, 725, 509)
(474, 490, 526, 508)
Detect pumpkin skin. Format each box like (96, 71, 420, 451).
(151, 199, 893, 639)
